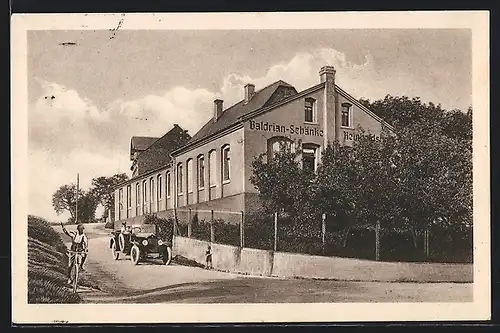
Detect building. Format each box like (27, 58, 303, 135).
(113, 65, 394, 228)
(129, 125, 191, 177)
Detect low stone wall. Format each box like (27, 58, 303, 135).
(211, 242, 241, 271)
(173, 236, 272, 276)
(173, 236, 209, 264)
(272, 251, 473, 282)
(173, 236, 473, 282)
(236, 248, 274, 276)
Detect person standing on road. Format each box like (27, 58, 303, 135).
(61, 222, 88, 284)
(205, 245, 213, 269)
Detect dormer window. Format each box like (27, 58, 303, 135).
(341, 103, 352, 127)
(304, 98, 316, 123)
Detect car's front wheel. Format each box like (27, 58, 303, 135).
(130, 245, 140, 265)
(111, 240, 119, 260)
(161, 246, 172, 265)
(119, 234, 127, 254)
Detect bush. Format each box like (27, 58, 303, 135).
(191, 218, 211, 242)
(244, 212, 275, 250)
(27, 215, 82, 304)
(213, 219, 240, 247)
(322, 226, 473, 263)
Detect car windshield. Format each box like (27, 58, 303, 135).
(131, 224, 155, 234)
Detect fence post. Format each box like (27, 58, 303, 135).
(274, 212, 278, 252)
(187, 208, 192, 238)
(210, 210, 215, 243)
(321, 213, 327, 255)
(240, 211, 245, 248)
(375, 220, 380, 261)
(425, 227, 430, 258)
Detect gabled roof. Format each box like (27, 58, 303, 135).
(179, 80, 297, 152)
(130, 136, 159, 160)
(134, 124, 191, 167)
(335, 85, 395, 132)
(171, 78, 395, 156)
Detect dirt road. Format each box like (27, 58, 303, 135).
(60, 223, 473, 304)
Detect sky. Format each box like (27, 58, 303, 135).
(27, 28, 472, 221)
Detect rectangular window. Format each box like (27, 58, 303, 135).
(187, 159, 193, 193)
(304, 98, 315, 123)
(303, 146, 317, 174)
(222, 145, 230, 182)
(198, 155, 205, 189)
(118, 188, 123, 220)
(126, 185, 132, 218)
(157, 174, 162, 210)
(341, 104, 351, 127)
(177, 163, 183, 194)
(142, 180, 148, 213)
(135, 183, 140, 216)
(150, 177, 155, 212)
(209, 150, 216, 187)
(166, 172, 171, 198)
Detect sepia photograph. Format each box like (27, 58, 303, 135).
(11, 11, 490, 323)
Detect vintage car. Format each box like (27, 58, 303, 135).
(109, 223, 172, 265)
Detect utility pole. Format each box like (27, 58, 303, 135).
(75, 173, 79, 225)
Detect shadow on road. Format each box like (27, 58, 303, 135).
(84, 278, 366, 304)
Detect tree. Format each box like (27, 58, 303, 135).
(248, 95, 472, 261)
(313, 141, 359, 246)
(360, 95, 473, 238)
(249, 148, 313, 216)
(249, 145, 320, 247)
(441, 107, 472, 141)
(52, 184, 84, 221)
(52, 184, 99, 224)
(76, 190, 99, 223)
(359, 95, 446, 130)
(393, 119, 472, 243)
(360, 95, 472, 142)
(314, 128, 400, 259)
(90, 173, 128, 220)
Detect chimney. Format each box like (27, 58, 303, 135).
(213, 99, 224, 122)
(320, 65, 337, 147)
(319, 65, 336, 84)
(244, 83, 255, 104)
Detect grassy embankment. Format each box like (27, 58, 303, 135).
(27, 215, 99, 303)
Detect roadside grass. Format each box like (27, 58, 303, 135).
(27, 215, 101, 303)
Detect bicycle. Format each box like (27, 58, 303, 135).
(67, 250, 87, 293)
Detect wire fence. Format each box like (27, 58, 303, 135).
(168, 208, 472, 263)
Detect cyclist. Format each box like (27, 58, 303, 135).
(61, 222, 88, 285)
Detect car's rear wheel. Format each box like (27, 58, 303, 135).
(111, 241, 119, 260)
(130, 245, 140, 265)
(162, 246, 172, 265)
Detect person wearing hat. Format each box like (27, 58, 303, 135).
(61, 222, 88, 285)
